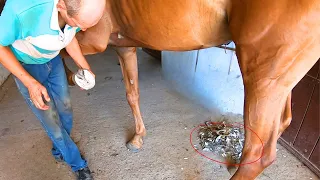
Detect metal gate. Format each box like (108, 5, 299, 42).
(280, 60, 320, 177)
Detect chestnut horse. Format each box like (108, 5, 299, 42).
(3, 0, 320, 179)
(67, 1, 320, 179)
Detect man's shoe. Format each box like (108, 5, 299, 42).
(54, 155, 64, 163)
(75, 167, 93, 180)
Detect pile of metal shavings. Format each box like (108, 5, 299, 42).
(198, 121, 245, 163)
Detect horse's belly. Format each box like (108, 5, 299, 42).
(113, 0, 231, 51)
(119, 32, 230, 51)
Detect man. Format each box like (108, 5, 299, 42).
(0, 0, 105, 179)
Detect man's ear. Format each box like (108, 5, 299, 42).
(56, 0, 67, 11)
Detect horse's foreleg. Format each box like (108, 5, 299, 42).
(61, 57, 75, 86)
(114, 47, 146, 152)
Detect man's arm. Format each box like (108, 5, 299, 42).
(65, 37, 93, 72)
(0, 46, 50, 110)
(0, 3, 50, 110)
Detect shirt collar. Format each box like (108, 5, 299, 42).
(50, 0, 60, 31)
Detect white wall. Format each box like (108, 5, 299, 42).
(162, 42, 244, 115)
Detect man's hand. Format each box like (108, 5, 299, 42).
(0, 46, 51, 110)
(27, 81, 51, 110)
(65, 37, 96, 90)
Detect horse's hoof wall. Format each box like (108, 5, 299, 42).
(126, 142, 140, 153)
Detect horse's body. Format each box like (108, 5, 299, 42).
(111, 0, 231, 50)
(76, 0, 233, 53)
(73, 0, 320, 179)
(1, 0, 319, 179)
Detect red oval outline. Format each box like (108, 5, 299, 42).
(190, 122, 264, 166)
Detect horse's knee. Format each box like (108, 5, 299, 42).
(126, 92, 139, 106)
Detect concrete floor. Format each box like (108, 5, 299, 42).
(0, 49, 318, 180)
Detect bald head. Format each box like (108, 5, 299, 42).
(64, 0, 81, 17)
(59, 0, 105, 30)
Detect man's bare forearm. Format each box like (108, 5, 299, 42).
(65, 37, 91, 70)
(0, 46, 37, 88)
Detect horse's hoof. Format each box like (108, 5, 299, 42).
(67, 74, 76, 86)
(126, 142, 140, 153)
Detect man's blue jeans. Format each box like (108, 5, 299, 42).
(14, 55, 87, 171)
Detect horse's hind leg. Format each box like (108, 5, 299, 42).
(230, 41, 320, 179)
(228, 1, 320, 178)
(278, 93, 292, 138)
(114, 47, 146, 152)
